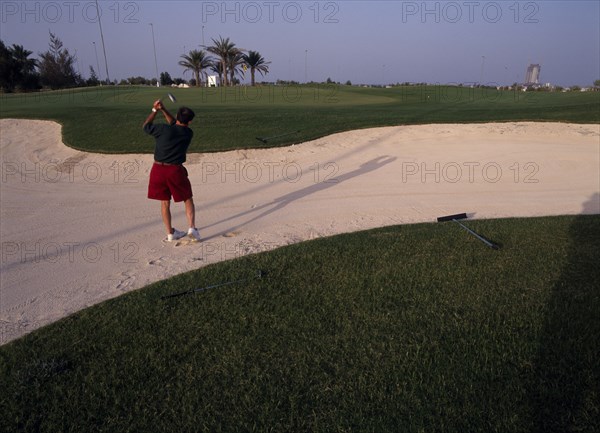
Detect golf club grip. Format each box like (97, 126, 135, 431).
(160, 291, 192, 300)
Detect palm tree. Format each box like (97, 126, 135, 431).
(1, 43, 38, 91)
(206, 36, 242, 87)
(227, 51, 246, 86)
(179, 49, 212, 87)
(243, 51, 270, 86)
(11, 44, 38, 75)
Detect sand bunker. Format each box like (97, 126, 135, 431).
(1, 119, 598, 344)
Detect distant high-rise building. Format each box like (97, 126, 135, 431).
(525, 64, 541, 85)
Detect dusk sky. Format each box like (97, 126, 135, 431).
(1, 1, 599, 87)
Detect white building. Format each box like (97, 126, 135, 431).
(525, 64, 541, 85)
(207, 75, 218, 87)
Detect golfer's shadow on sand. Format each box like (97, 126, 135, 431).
(201, 156, 397, 240)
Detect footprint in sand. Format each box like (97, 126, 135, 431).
(174, 238, 200, 247)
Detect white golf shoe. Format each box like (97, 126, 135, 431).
(167, 228, 186, 242)
(188, 228, 201, 241)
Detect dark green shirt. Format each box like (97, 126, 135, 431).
(144, 121, 193, 165)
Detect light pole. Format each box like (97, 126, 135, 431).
(92, 42, 101, 80)
(305, 50, 308, 83)
(480, 55, 486, 86)
(150, 23, 160, 87)
(95, 0, 110, 83)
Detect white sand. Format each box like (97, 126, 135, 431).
(1, 119, 599, 344)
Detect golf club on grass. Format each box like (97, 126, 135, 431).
(437, 213, 500, 250)
(255, 130, 300, 144)
(160, 269, 267, 300)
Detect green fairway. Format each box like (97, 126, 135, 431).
(1, 215, 598, 432)
(1, 85, 598, 153)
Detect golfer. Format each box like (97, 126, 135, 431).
(143, 100, 201, 242)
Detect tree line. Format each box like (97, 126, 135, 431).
(1, 32, 102, 92)
(1, 33, 270, 93)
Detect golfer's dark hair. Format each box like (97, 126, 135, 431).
(177, 107, 195, 125)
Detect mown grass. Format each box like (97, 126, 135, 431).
(1, 85, 598, 153)
(1, 215, 598, 432)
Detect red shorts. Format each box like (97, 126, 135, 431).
(148, 163, 193, 202)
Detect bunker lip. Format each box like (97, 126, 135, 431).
(1, 119, 599, 344)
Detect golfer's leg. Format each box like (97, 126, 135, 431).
(161, 200, 173, 234)
(184, 198, 196, 229)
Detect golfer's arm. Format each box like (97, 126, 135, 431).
(161, 108, 176, 125)
(143, 111, 157, 127)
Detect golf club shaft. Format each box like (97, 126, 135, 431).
(161, 278, 246, 299)
(268, 131, 298, 140)
(161, 270, 263, 300)
(257, 130, 300, 143)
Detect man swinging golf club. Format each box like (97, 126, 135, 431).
(143, 99, 201, 242)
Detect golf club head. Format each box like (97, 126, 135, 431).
(160, 93, 177, 104)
